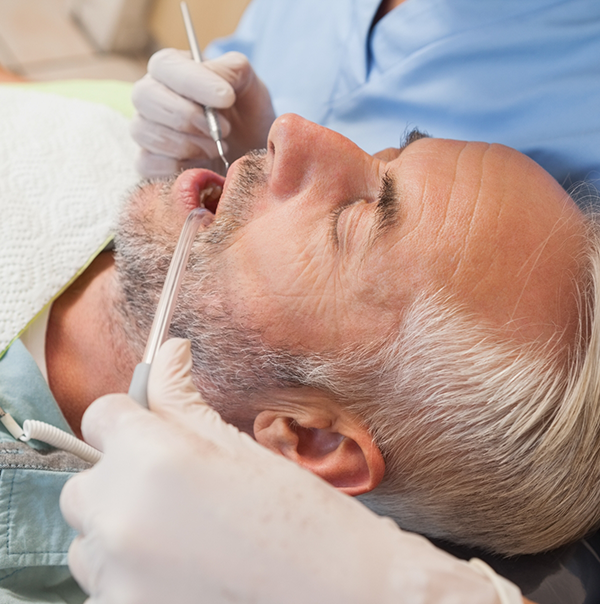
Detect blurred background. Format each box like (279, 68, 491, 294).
(0, 0, 251, 81)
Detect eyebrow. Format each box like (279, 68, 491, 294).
(369, 128, 431, 243)
(372, 171, 398, 240)
(330, 128, 430, 249)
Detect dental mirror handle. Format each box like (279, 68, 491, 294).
(127, 208, 212, 407)
(180, 1, 229, 173)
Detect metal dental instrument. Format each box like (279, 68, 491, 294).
(180, 1, 230, 174)
(128, 207, 213, 407)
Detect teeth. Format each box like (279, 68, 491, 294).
(211, 185, 223, 200)
(198, 187, 213, 207)
(198, 185, 223, 208)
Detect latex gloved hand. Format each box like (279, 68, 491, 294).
(131, 49, 276, 178)
(60, 338, 526, 604)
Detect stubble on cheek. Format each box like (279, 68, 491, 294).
(110, 152, 277, 396)
(124, 176, 193, 240)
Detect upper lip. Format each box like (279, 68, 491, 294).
(173, 168, 226, 215)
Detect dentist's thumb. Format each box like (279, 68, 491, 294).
(147, 338, 236, 439)
(147, 338, 204, 411)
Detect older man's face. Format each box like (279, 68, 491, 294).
(113, 116, 593, 550)
(124, 114, 586, 366)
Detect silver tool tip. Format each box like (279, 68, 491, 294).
(216, 139, 229, 172)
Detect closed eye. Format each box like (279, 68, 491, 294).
(330, 198, 367, 248)
(330, 172, 399, 249)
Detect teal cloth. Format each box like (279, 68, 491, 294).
(0, 340, 85, 603)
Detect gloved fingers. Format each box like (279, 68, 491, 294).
(148, 338, 206, 411)
(67, 535, 115, 604)
(130, 114, 227, 161)
(60, 470, 94, 534)
(187, 108, 231, 140)
(69, 529, 142, 603)
(132, 74, 231, 138)
(147, 339, 257, 449)
(468, 559, 524, 604)
(80, 393, 151, 452)
(148, 339, 221, 430)
(67, 535, 92, 595)
(201, 51, 258, 98)
(134, 149, 217, 179)
(148, 48, 236, 109)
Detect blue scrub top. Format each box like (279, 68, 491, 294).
(207, 0, 600, 192)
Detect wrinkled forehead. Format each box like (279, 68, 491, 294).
(370, 138, 587, 344)
(382, 136, 547, 182)
(381, 137, 581, 238)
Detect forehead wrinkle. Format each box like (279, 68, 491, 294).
(412, 165, 430, 236)
(443, 142, 486, 287)
(508, 222, 556, 327)
(426, 156, 454, 255)
(468, 144, 525, 296)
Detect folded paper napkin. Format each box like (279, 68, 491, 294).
(0, 86, 139, 357)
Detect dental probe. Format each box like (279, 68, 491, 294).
(180, 1, 230, 174)
(128, 207, 213, 407)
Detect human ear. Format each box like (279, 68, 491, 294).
(253, 410, 385, 496)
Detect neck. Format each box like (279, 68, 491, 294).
(45, 251, 137, 437)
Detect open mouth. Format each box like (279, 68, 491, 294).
(198, 182, 223, 215)
(175, 168, 226, 216)
(194, 169, 226, 216)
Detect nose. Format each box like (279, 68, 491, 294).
(266, 114, 369, 199)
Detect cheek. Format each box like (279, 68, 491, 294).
(122, 184, 159, 224)
(124, 182, 189, 242)
(347, 249, 414, 337)
(222, 217, 343, 348)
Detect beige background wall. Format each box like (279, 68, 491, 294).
(150, 0, 252, 51)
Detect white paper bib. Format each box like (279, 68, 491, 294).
(0, 87, 139, 357)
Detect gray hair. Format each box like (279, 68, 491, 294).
(175, 218, 600, 555)
(279, 218, 600, 556)
(115, 178, 600, 555)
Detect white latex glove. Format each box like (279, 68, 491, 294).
(60, 338, 525, 604)
(131, 49, 276, 178)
